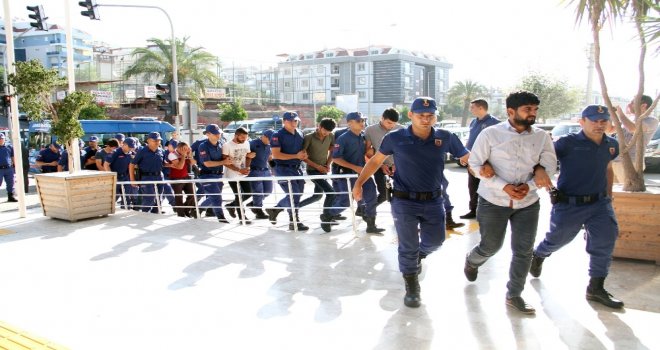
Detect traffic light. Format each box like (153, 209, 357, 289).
(155, 83, 176, 117)
(26, 5, 48, 31)
(79, 0, 99, 20)
(1, 95, 11, 110)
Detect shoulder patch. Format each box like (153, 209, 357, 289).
(434, 139, 443, 147)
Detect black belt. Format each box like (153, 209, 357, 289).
(276, 163, 300, 168)
(116, 172, 128, 177)
(557, 191, 607, 205)
(0, 165, 11, 169)
(140, 171, 161, 176)
(250, 167, 269, 171)
(200, 169, 223, 175)
(392, 190, 443, 201)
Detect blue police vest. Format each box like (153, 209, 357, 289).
(333, 130, 366, 169)
(0, 145, 13, 166)
(271, 127, 304, 167)
(197, 139, 224, 172)
(131, 146, 164, 173)
(249, 138, 271, 169)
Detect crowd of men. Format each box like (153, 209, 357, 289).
(0, 93, 656, 312)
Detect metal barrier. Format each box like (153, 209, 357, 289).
(116, 174, 360, 233)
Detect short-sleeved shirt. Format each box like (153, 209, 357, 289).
(466, 114, 500, 150)
(58, 150, 85, 172)
(332, 130, 367, 171)
(36, 148, 60, 173)
(167, 151, 190, 179)
(83, 146, 99, 161)
(94, 148, 112, 168)
(365, 122, 402, 165)
(249, 138, 271, 169)
(0, 145, 13, 166)
(107, 149, 134, 178)
(331, 128, 349, 174)
(556, 131, 619, 196)
(613, 116, 659, 163)
(197, 139, 224, 174)
(380, 126, 468, 193)
(302, 131, 334, 166)
(191, 137, 207, 164)
(131, 146, 164, 174)
(271, 127, 304, 167)
(222, 140, 251, 178)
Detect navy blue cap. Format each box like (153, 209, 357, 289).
(205, 124, 221, 135)
(52, 142, 62, 149)
(124, 138, 136, 148)
(89, 135, 99, 142)
(346, 111, 367, 122)
(114, 133, 125, 141)
(147, 132, 162, 141)
(582, 105, 610, 121)
(410, 97, 437, 113)
(262, 129, 275, 139)
(0, 133, 5, 139)
(282, 111, 300, 121)
(168, 139, 179, 148)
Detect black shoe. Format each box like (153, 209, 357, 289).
(586, 277, 624, 308)
(320, 214, 336, 233)
(464, 258, 478, 282)
(252, 209, 269, 220)
(446, 212, 465, 230)
(506, 296, 536, 314)
(204, 208, 215, 217)
(355, 206, 364, 218)
(226, 206, 236, 218)
(217, 216, 229, 224)
(288, 222, 309, 231)
(332, 214, 347, 221)
(459, 210, 476, 219)
(7, 196, 18, 203)
(265, 208, 283, 225)
(529, 254, 545, 278)
(403, 273, 421, 308)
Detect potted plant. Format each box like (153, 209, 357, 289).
(573, 0, 659, 263)
(8, 60, 117, 221)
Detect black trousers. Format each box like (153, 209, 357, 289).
(468, 171, 480, 212)
(373, 167, 388, 201)
(228, 180, 252, 208)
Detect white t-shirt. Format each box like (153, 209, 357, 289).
(613, 116, 659, 163)
(222, 140, 251, 178)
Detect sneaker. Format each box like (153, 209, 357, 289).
(529, 254, 545, 278)
(332, 214, 347, 221)
(506, 296, 536, 314)
(464, 258, 478, 282)
(265, 208, 283, 225)
(217, 216, 229, 224)
(459, 210, 476, 219)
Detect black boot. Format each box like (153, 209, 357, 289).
(251, 208, 269, 220)
(319, 213, 337, 233)
(365, 217, 385, 234)
(205, 208, 215, 217)
(236, 208, 252, 225)
(402, 273, 421, 308)
(586, 277, 624, 309)
(288, 211, 309, 231)
(217, 215, 229, 224)
(445, 211, 465, 230)
(7, 194, 18, 203)
(529, 254, 545, 278)
(265, 208, 283, 225)
(460, 210, 476, 219)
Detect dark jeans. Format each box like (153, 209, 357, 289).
(467, 171, 480, 212)
(373, 167, 388, 202)
(299, 169, 336, 216)
(228, 180, 252, 210)
(467, 197, 540, 298)
(171, 181, 195, 216)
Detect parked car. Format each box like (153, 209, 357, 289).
(251, 118, 283, 137)
(222, 120, 257, 140)
(550, 123, 581, 141)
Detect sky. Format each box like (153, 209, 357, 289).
(2, 0, 659, 99)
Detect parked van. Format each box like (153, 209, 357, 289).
(251, 117, 283, 137)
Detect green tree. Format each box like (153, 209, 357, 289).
(447, 80, 488, 126)
(518, 73, 580, 123)
(572, 0, 659, 191)
(316, 105, 344, 123)
(397, 106, 410, 124)
(218, 99, 248, 125)
(79, 104, 108, 120)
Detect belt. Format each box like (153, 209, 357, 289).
(0, 165, 11, 169)
(276, 163, 300, 168)
(392, 190, 443, 201)
(116, 172, 128, 177)
(557, 191, 608, 205)
(140, 171, 161, 176)
(250, 167, 269, 171)
(200, 169, 223, 175)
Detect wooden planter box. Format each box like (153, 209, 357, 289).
(35, 170, 116, 222)
(612, 186, 660, 264)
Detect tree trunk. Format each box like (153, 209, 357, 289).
(460, 100, 470, 127)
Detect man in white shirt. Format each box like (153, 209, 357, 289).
(464, 91, 557, 314)
(223, 127, 255, 224)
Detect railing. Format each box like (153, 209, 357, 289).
(116, 174, 360, 234)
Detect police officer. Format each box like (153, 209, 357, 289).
(35, 143, 61, 173)
(0, 133, 17, 202)
(95, 139, 119, 171)
(197, 124, 231, 223)
(265, 111, 309, 231)
(331, 111, 383, 234)
(245, 129, 274, 220)
(106, 137, 137, 209)
(57, 140, 86, 172)
(530, 105, 624, 309)
(83, 135, 101, 170)
(129, 132, 167, 213)
(353, 97, 469, 308)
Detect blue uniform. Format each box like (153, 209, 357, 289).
(36, 148, 60, 173)
(330, 130, 377, 218)
(58, 150, 85, 172)
(197, 139, 226, 218)
(534, 131, 619, 277)
(248, 138, 273, 208)
(131, 146, 166, 213)
(271, 127, 305, 213)
(108, 148, 137, 209)
(379, 126, 468, 274)
(0, 144, 15, 196)
(83, 145, 100, 170)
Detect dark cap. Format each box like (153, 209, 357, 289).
(205, 124, 221, 135)
(346, 111, 367, 122)
(581, 105, 610, 121)
(410, 97, 437, 113)
(282, 111, 300, 121)
(124, 138, 136, 148)
(147, 132, 162, 141)
(262, 129, 275, 139)
(114, 133, 126, 141)
(89, 135, 99, 142)
(0, 133, 5, 139)
(52, 142, 62, 149)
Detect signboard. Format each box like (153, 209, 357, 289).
(91, 90, 113, 104)
(125, 89, 136, 99)
(144, 85, 157, 98)
(203, 88, 227, 99)
(56, 90, 67, 101)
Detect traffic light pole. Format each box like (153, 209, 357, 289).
(97, 4, 179, 131)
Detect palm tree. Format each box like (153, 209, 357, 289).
(123, 37, 220, 107)
(572, 0, 659, 191)
(447, 80, 488, 127)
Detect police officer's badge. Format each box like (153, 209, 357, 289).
(434, 139, 443, 147)
(423, 99, 430, 107)
(609, 147, 615, 155)
(597, 106, 604, 113)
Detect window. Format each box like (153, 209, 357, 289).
(317, 78, 324, 87)
(284, 81, 291, 88)
(331, 78, 340, 88)
(317, 65, 324, 74)
(404, 76, 411, 88)
(358, 90, 367, 99)
(325, 52, 334, 58)
(302, 93, 310, 100)
(331, 65, 340, 74)
(404, 62, 412, 74)
(285, 93, 293, 102)
(370, 50, 379, 55)
(284, 69, 291, 76)
(357, 63, 366, 72)
(300, 79, 309, 88)
(305, 55, 313, 59)
(300, 68, 309, 75)
(357, 77, 367, 85)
